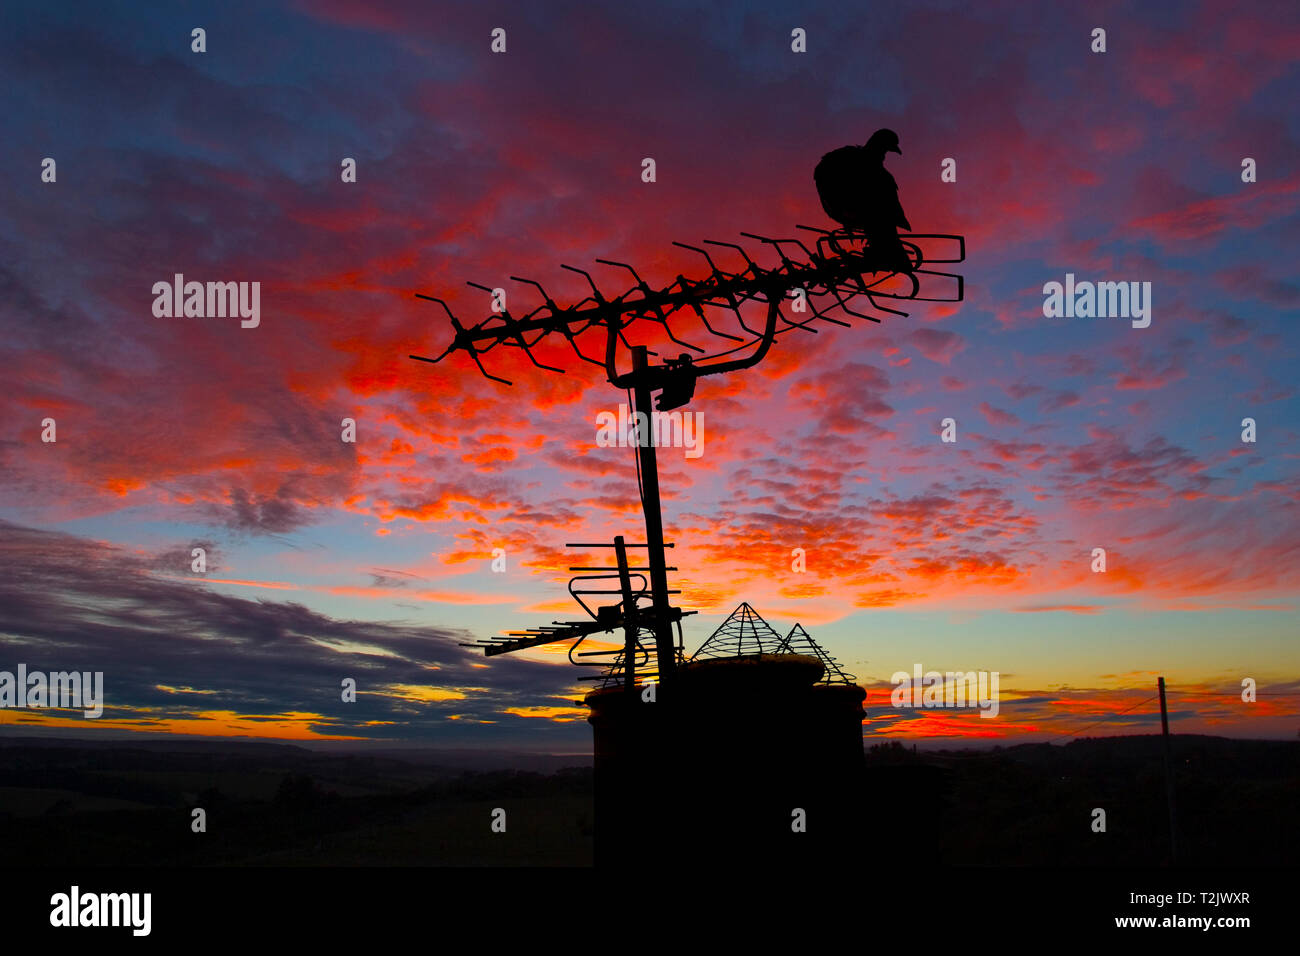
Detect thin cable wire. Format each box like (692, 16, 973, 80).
(1052, 695, 1160, 739)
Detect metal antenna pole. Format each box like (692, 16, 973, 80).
(612, 535, 638, 692)
(629, 346, 677, 689)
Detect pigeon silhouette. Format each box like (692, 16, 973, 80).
(814, 128, 913, 272)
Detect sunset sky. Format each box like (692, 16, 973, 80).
(1, 0, 1297, 749)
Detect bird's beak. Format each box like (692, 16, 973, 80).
(891, 145, 902, 154)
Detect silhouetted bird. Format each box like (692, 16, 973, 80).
(815, 128, 913, 272)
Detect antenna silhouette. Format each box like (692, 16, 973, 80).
(412, 225, 965, 694)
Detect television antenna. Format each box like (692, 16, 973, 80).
(411, 227, 965, 694)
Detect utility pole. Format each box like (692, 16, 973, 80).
(1157, 676, 1179, 863)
